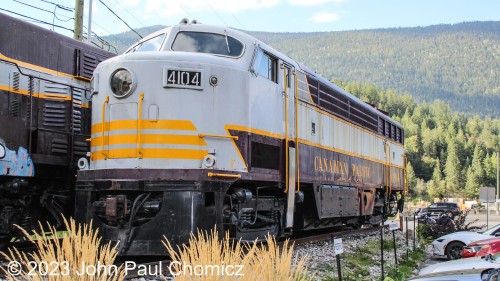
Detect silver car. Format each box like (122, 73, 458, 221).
(407, 268, 500, 281)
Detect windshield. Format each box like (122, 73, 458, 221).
(126, 33, 166, 53)
(429, 203, 456, 208)
(483, 225, 500, 236)
(171, 31, 244, 57)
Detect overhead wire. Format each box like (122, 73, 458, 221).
(109, 0, 146, 29)
(97, 0, 143, 39)
(202, 0, 228, 26)
(37, 0, 73, 12)
(0, 7, 74, 32)
(1, 3, 118, 54)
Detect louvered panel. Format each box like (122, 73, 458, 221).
(71, 88, 84, 133)
(51, 138, 68, 154)
(11, 71, 20, 92)
(78, 51, 99, 79)
(43, 82, 69, 95)
(73, 141, 88, 157)
(26, 78, 34, 120)
(10, 99, 19, 117)
(43, 102, 66, 127)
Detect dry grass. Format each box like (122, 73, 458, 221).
(0, 218, 124, 281)
(163, 229, 313, 281)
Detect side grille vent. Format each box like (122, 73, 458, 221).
(42, 81, 68, 128)
(26, 78, 35, 120)
(51, 138, 68, 154)
(73, 141, 88, 157)
(11, 71, 20, 92)
(43, 82, 69, 95)
(10, 99, 19, 117)
(71, 88, 83, 133)
(78, 50, 106, 79)
(43, 102, 66, 128)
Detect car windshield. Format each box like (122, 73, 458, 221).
(171, 31, 244, 57)
(483, 224, 500, 236)
(429, 203, 456, 208)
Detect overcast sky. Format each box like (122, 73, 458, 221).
(3, 0, 499, 40)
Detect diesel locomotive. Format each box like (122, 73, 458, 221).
(0, 12, 115, 246)
(75, 19, 407, 256)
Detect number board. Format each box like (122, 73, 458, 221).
(163, 67, 202, 90)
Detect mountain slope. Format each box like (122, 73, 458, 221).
(103, 22, 500, 117)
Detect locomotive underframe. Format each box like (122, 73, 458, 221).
(76, 167, 401, 256)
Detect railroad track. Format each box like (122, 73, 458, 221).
(288, 224, 387, 247)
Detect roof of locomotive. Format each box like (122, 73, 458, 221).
(125, 20, 402, 127)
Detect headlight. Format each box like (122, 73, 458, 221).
(466, 245, 483, 253)
(110, 68, 134, 98)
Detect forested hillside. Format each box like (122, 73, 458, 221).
(338, 81, 499, 200)
(103, 21, 499, 117)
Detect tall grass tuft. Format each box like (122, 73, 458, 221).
(163, 228, 313, 281)
(248, 236, 312, 281)
(0, 218, 123, 281)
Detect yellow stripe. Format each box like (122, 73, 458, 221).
(225, 124, 403, 169)
(0, 52, 78, 79)
(0, 84, 90, 108)
(299, 138, 404, 169)
(91, 148, 208, 160)
(225, 124, 284, 139)
(91, 120, 197, 134)
(91, 134, 207, 147)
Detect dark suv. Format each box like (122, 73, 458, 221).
(428, 202, 461, 218)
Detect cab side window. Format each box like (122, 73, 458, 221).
(253, 48, 277, 83)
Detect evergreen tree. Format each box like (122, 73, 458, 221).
(445, 139, 462, 194)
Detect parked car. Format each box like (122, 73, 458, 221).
(432, 224, 500, 260)
(428, 202, 461, 218)
(415, 207, 429, 218)
(419, 252, 500, 275)
(462, 237, 500, 258)
(408, 268, 499, 281)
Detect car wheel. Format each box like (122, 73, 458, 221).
(446, 241, 465, 260)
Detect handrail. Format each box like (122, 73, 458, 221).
(386, 143, 392, 199)
(294, 70, 300, 192)
(281, 64, 289, 193)
(137, 93, 144, 159)
(208, 172, 241, 179)
(403, 154, 409, 196)
(198, 133, 238, 140)
(101, 96, 109, 159)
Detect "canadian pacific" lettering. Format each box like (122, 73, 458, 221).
(313, 156, 371, 180)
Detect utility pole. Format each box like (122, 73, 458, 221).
(497, 150, 499, 199)
(87, 0, 93, 44)
(74, 0, 84, 41)
(496, 150, 499, 214)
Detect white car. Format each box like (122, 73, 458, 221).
(408, 268, 499, 281)
(419, 253, 500, 275)
(432, 224, 500, 260)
